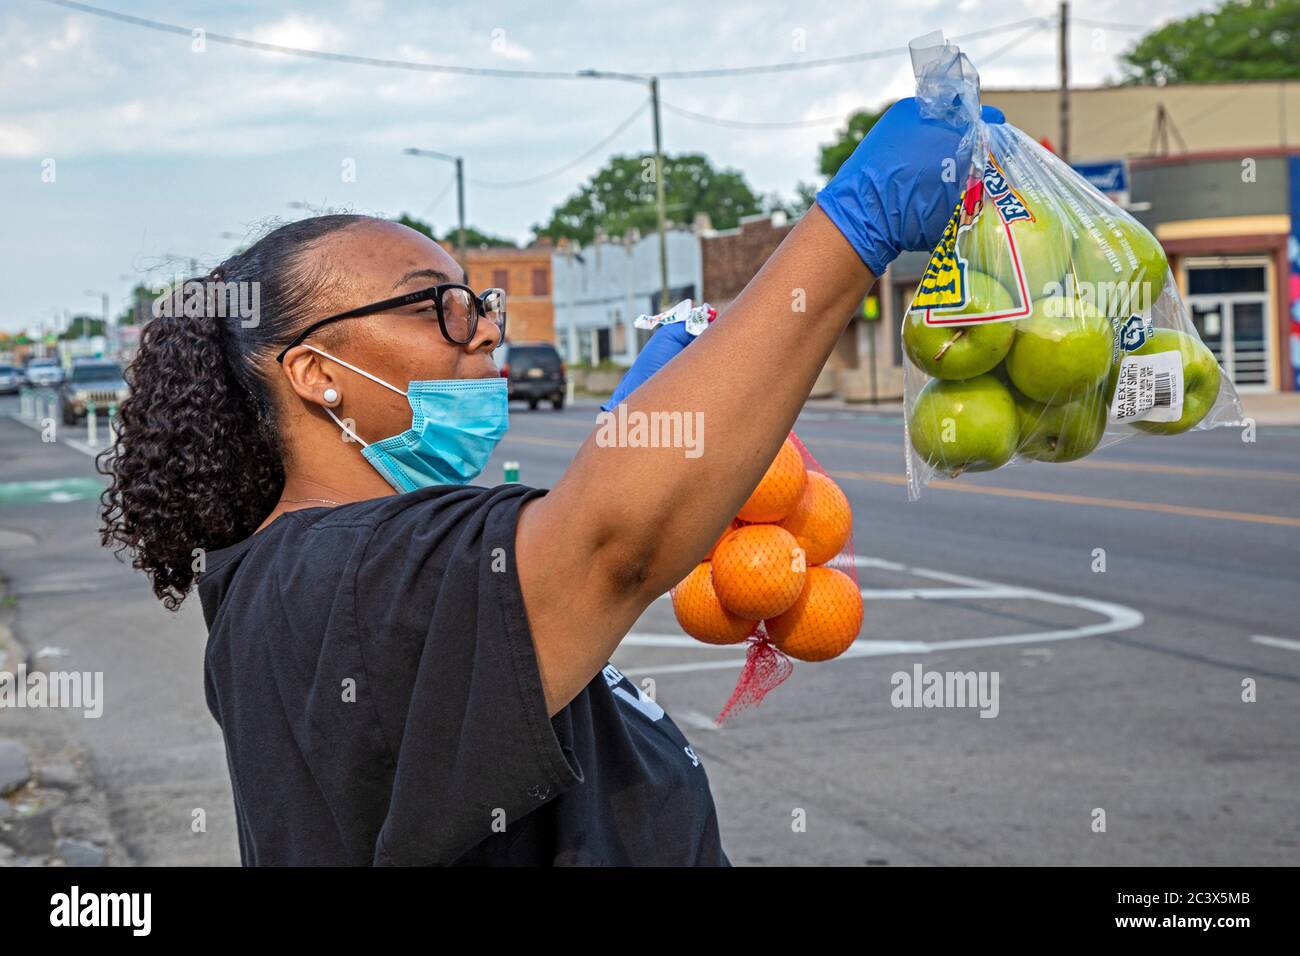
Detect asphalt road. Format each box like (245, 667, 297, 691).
(1, 393, 1297, 865)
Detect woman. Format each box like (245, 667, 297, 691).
(100, 98, 1000, 865)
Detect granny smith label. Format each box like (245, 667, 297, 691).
(911, 153, 1035, 327)
(1109, 351, 1183, 424)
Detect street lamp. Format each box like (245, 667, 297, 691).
(82, 289, 110, 354)
(577, 69, 669, 311)
(404, 147, 465, 262)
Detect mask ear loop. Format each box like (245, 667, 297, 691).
(300, 344, 408, 450)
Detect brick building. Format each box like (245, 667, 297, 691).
(442, 243, 556, 345)
(701, 212, 884, 400)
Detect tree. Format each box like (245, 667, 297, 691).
(819, 107, 888, 179)
(762, 181, 820, 219)
(59, 315, 104, 339)
(394, 213, 517, 248)
(533, 153, 762, 245)
(117, 284, 156, 327)
(1120, 0, 1300, 84)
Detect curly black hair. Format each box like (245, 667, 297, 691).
(99, 214, 368, 609)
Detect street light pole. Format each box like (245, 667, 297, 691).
(649, 77, 670, 311)
(455, 155, 466, 261)
(404, 147, 466, 262)
(577, 69, 670, 313)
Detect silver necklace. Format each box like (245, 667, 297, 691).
(281, 497, 343, 507)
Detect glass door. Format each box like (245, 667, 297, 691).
(1228, 301, 1269, 387)
(1183, 260, 1273, 392)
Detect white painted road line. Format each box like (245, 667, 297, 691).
(11, 413, 110, 459)
(1251, 635, 1300, 653)
(622, 553, 1145, 678)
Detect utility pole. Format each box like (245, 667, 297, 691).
(575, 69, 670, 312)
(1058, 1, 1070, 162)
(455, 156, 466, 263)
(404, 147, 466, 262)
(650, 76, 670, 311)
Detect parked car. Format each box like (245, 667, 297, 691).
(497, 342, 567, 410)
(24, 357, 65, 388)
(58, 361, 129, 425)
(0, 364, 21, 395)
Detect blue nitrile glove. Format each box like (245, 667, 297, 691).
(600, 320, 697, 412)
(816, 97, 1006, 276)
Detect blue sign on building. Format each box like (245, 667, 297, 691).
(1072, 159, 1129, 195)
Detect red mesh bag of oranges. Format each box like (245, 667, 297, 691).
(670, 433, 862, 723)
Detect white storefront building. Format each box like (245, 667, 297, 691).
(551, 228, 703, 366)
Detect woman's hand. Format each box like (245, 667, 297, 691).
(816, 97, 1006, 275)
(601, 321, 696, 412)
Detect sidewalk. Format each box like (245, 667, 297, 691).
(1239, 392, 1300, 426)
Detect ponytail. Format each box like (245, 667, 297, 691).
(99, 214, 367, 609)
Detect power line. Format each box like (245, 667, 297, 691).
(661, 102, 843, 129)
(652, 18, 1052, 78)
(415, 175, 457, 220)
(468, 101, 649, 187)
(35, 0, 582, 78)
(34, 0, 1059, 82)
(979, 20, 1052, 65)
(658, 24, 1049, 131)
(1070, 17, 1151, 33)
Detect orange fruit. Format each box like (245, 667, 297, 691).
(737, 439, 807, 523)
(767, 567, 863, 662)
(705, 519, 742, 561)
(777, 472, 853, 566)
(672, 562, 756, 645)
(711, 524, 806, 620)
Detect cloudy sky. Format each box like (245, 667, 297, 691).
(2, 0, 1217, 333)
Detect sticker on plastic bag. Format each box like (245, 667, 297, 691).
(911, 155, 1037, 328)
(1109, 351, 1184, 424)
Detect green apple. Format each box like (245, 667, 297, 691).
(904, 270, 1017, 379)
(1127, 329, 1222, 435)
(908, 374, 1018, 476)
(967, 198, 1073, 305)
(1005, 294, 1114, 405)
(1014, 386, 1107, 462)
(1070, 214, 1169, 317)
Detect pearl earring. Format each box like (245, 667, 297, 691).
(323, 388, 339, 405)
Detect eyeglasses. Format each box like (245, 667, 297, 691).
(275, 284, 507, 363)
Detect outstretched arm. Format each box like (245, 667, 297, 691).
(518, 207, 870, 715)
(518, 97, 1004, 716)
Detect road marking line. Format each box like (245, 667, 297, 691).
(1251, 635, 1300, 653)
(830, 469, 1300, 529)
(1066, 458, 1300, 482)
(797, 433, 1300, 482)
(501, 434, 582, 448)
(9, 414, 106, 460)
(622, 554, 1144, 677)
(673, 709, 723, 731)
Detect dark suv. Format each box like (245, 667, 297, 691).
(498, 342, 566, 410)
(59, 361, 129, 425)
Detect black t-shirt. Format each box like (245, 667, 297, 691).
(197, 483, 730, 866)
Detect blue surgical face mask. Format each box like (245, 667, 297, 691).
(304, 345, 509, 493)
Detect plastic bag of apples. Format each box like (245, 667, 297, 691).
(671, 434, 863, 724)
(901, 32, 1244, 499)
